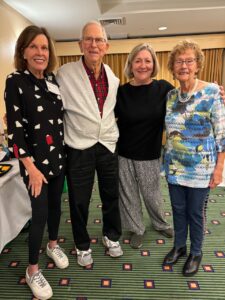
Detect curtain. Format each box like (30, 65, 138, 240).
(200, 49, 224, 84)
(58, 55, 80, 66)
(103, 53, 128, 85)
(58, 48, 224, 85)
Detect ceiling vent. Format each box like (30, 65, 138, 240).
(98, 17, 126, 26)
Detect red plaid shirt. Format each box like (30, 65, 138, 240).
(83, 57, 108, 118)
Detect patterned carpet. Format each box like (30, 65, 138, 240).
(1, 178, 225, 300)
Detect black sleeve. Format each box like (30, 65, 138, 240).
(159, 79, 175, 93)
(4, 75, 30, 159)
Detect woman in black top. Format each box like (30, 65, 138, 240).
(115, 43, 174, 249)
(4, 25, 68, 300)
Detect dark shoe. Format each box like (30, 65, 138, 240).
(163, 246, 187, 265)
(130, 233, 144, 249)
(157, 228, 174, 238)
(183, 252, 202, 277)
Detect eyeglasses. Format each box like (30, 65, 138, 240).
(82, 37, 106, 46)
(174, 58, 197, 66)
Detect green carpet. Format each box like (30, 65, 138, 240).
(1, 178, 225, 299)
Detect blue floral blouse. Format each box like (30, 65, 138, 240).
(164, 83, 225, 188)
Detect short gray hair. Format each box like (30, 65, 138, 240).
(80, 20, 108, 42)
(124, 43, 160, 79)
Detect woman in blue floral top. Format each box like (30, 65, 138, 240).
(163, 40, 225, 276)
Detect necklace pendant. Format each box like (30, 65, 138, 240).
(178, 93, 191, 103)
(178, 79, 198, 103)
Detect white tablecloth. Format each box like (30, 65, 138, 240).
(0, 159, 31, 253)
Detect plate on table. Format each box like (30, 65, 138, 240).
(0, 164, 12, 177)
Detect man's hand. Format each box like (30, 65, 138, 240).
(215, 81, 225, 103)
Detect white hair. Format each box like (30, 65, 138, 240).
(80, 20, 108, 41)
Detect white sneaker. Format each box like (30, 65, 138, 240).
(76, 248, 93, 266)
(25, 268, 53, 300)
(102, 236, 123, 257)
(46, 243, 69, 269)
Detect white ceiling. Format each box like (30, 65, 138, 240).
(3, 0, 225, 41)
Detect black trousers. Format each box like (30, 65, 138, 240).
(25, 171, 65, 264)
(66, 143, 122, 250)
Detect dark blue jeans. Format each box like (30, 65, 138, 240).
(168, 183, 210, 256)
(66, 143, 122, 250)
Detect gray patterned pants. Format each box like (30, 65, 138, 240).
(118, 156, 171, 235)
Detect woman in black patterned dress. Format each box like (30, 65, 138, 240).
(4, 25, 68, 300)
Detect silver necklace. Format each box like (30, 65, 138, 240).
(178, 79, 198, 103)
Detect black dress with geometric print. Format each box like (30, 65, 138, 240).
(4, 70, 65, 180)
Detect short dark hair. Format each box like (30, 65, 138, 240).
(14, 25, 57, 73)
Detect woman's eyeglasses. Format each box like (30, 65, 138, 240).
(174, 58, 197, 66)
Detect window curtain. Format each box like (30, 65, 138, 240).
(58, 55, 80, 66)
(58, 48, 224, 85)
(200, 49, 224, 84)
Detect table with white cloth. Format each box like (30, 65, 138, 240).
(0, 159, 31, 253)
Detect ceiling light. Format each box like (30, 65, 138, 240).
(158, 26, 167, 31)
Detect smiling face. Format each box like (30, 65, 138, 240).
(79, 23, 109, 68)
(173, 49, 199, 84)
(23, 34, 49, 78)
(131, 49, 154, 85)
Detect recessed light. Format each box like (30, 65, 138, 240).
(158, 26, 167, 31)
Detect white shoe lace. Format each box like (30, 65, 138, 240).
(51, 245, 65, 259)
(31, 270, 48, 288)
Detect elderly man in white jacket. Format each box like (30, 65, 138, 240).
(56, 21, 123, 267)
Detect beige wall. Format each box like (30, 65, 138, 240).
(0, 1, 32, 120)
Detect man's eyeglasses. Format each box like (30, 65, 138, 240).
(174, 58, 197, 66)
(83, 37, 106, 46)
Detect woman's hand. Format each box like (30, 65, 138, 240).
(209, 167, 223, 189)
(27, 164, 48, 197)
(209, 152, 225, 189)
(20, 156, 48, 197)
